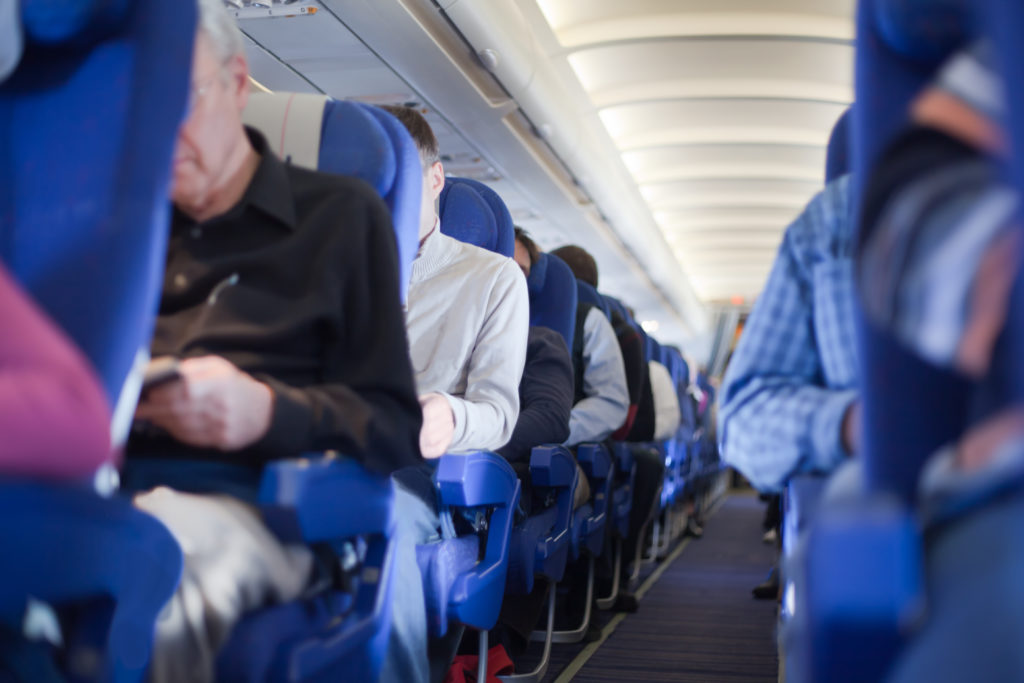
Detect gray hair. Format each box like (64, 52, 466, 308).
(196, 0, 246, 65)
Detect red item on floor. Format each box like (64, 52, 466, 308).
(443, 644, 514, 683)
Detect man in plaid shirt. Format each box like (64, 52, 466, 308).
(718, 174, 860, 494)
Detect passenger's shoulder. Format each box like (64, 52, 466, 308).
(286, 164, 386, 213)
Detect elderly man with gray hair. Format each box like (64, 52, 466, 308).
(121, 0, 427, 680)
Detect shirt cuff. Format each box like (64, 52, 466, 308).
(437, 390, 468, 453)
(253, 378, 311, 457)
(810, 389, 858, 473)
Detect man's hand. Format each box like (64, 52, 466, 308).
(419, 392, 455, 459)
(841, 401, 861, 456)
(135, 356, 274, 451)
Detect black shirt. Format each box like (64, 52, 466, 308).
(126, 128, 422, 494)
(497, 326, 574, 462)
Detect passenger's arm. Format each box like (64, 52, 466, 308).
(0, 263, 112, 477)
(441, 261, 529, 453)
(566, 309, 630, 446)
(497, 327, 574, 462)
(253, 190, 423, 474)
(718, 192, 855, 492)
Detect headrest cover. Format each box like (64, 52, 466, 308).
(439, 177, 515, 257)
(576, 280, 610, 320)
(871, 0, 971, 64)
(21, 0, 132, 45)
(242, 92, 328, 171)
(933, 40, 1004, 124)
(826, 108, 852, 182)
(0, 0, 22, 82)
(527, 253, 578, 351)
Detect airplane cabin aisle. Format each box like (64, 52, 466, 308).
(516, 493, 779, 682)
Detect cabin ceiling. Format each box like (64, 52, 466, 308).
(535, 0, 854, 304)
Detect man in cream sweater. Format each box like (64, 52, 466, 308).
(383, 106, 528, 466)
(383, 105, 529, 683)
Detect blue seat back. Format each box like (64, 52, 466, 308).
(242, 93, 421, 302)
(0, 0, 194, 421)
(439, 177, 514, 257)
(526, 253, 577, 351)
(853, 0, 973, 499)
(576, 280, 611, 320)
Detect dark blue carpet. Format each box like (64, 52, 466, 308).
(566, 494, 779, 681)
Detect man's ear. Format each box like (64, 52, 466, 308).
(227, 53, 250, 111)
(430, 161, 446, 201)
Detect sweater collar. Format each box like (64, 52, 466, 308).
(412, 219, 457, 281)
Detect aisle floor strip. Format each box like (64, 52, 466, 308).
(552, 496, 728, 683)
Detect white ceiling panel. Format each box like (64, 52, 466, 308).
(536, 0, 853, 304)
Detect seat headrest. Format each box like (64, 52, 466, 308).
(576, 280, 611, 320)
(871, 0, 972, 64)
(22, 0, 133, 46)
(526, 253, 577, 351)
(825, 108, 852, 182)
(439, 177, 514, 257)
(243, 93, 418, 302)
(603, 295, 630, 324)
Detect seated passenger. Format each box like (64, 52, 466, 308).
(548, 245, 663, 612)
(0, 262, 111, 478)
(122, 2, 422, 680)
(380, 106, 528, 682)
(718, 174, 859, 493)
(381, 106, 528, 468)
(505, 228, 586, 509)
(547, 245, 630, 445)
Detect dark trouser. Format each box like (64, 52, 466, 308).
(762, 493, 782, 533)
(622, 446, 666, 572)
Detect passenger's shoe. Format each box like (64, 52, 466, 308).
(752, 567, 780, 600)
(762, 528, 778, 545)
(684, 517, 704, 539)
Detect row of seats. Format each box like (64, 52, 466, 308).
(781, 1, 1024, 681)
(0, 2, 722, 682)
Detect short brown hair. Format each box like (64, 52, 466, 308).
(551, 245, 598, 288)
(380, 105, 441, 170)
(514, 226, 540, 266)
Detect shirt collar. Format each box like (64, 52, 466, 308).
(241, 126, 298, 231)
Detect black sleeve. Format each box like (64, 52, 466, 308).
(612, 312, 645, 407)
(255, 187, 423, 475)
(498, 327, 574, 462)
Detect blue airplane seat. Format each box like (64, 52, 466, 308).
(2, 0, 193, 420)
(494, 250, 581, 681)
(0, 0, 194, 680)
(440, 176, 515, 257)
(403, 177, 522, 683)
(576, 280, 612, 320)
(526, 253, 578, 352)
(242, 93, 421, 303)
(788, 2, 974, 681)
(218, 93, 428, 681)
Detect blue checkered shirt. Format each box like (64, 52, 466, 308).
(718, 175, 858, 492)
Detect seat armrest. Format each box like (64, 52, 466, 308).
(576, 443, 612, 481)
(528, 445, 576, 488)
(436, 451, 519, 508)
(610, 442, 634, 476)
(529, 445, 577, 537)
(0, 480, 182, 680)
(436, 452, 521, 630)
(259, 455, 394, 544)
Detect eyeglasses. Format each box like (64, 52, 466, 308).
(186, 74, 220, 115)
